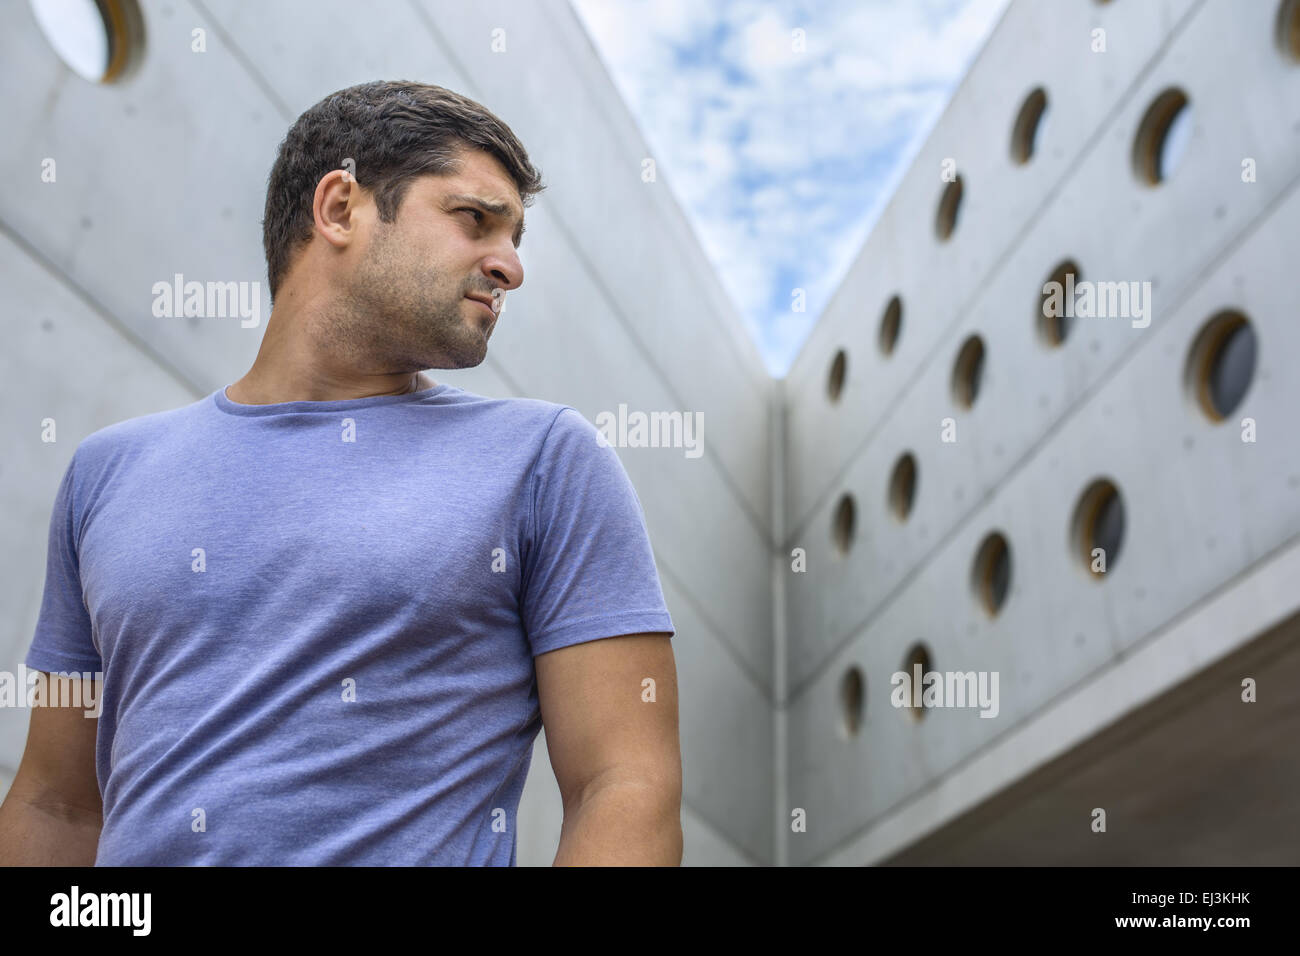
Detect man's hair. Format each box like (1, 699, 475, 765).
(261, 80, 546, 302)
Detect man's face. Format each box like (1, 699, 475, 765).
(341, 147, 526, 371)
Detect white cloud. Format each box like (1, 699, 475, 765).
(569, 0, 1010, 375)
(737, 10, 802, 72)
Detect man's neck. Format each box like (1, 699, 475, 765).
(225, 370, 437, 405)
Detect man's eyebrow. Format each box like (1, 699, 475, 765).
(444, 193, 526, 247)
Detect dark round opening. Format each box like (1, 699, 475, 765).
(972, 532, 1012, 616)
(1133, 88, 1192, 185)
(1038, 260, 1080, 347)
(1011, 87, 1049, 164)
(833, 493, 856, 555)
(1186, 310, 1257, 422)
(840, 666, 865, 737)
(1277, 0, 1300, 60)
(888, 453, 917, 522)
(879, 296, 902, 356)
(1071, 479, 1125, 577)
(828, 349, 847, 402)
(30, 0, 147, 84)
(936, 175, 963, 241)
(902, 643, 932, 722)
(952, 334, 986, 409)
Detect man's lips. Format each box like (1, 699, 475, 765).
(465, 295, 496, 318)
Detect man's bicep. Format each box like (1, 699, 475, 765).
(535, 633, 681, 811)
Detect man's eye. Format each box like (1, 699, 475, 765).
(459, 208, 484, 223)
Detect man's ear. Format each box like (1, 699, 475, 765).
(312, 168, 366, 250)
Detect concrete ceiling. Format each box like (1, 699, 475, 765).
(882, 608, 1300, 865)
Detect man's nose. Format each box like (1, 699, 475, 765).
(482, 246, 523, 291)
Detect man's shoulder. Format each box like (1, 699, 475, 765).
(439, 385, 593, 439)
(439, 388, 609, 476)
(72, 394, 208, 470)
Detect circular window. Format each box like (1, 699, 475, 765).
(1011, 87, 1049, 164)
(951, 334, 985, 409)
(1071, 479, 1125, 577)
(888, 452, 917, 522)
(832, 493, 856, 555)
(1278, 0, 1300, 60)
(1185, 310, 1257, 422)
(1133, 88, 1193, 185)
(971, 532, 1012, 616)
(878, 296, 902, 356)
(1038, 259, 1080, 347)
(29, 0, 146, 84)
(840, 666, 865, 737)
(827, 349, 847, 403)
(901, 643, 931, 722)
(935, 174, 963, 241)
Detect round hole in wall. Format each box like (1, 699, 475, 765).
(902, 643, 932, 722)
(888, 452, 917, 522)
(827, 349, 847, 403)
(840, 665, 865, 737)
(878, 296, 902, 356)
(1011, 87, 1049, 164)
(935, 174, 963, 241)
(1038, 259, 1080, 347)
(1185, 309, 1257, 422)
(29, 0, 146, 84)
(971, 531, 1012, 616)
(1133, 88, 1192, 185)
(1071, 479, 1125, 577)
(951, 334, 986, 409)
(1277, 0, 1300, 60)
(832, 493, 856, 555)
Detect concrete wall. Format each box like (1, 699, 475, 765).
(7, 0, 1293, 869)
(781, 0, 1300, 865)
(0, 0, 773, 865)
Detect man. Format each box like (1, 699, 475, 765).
(0, 81, 682, 866)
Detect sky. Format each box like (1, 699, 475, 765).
(568, 0, 1011, 376)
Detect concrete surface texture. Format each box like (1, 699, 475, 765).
(1, 0, 1296, 866)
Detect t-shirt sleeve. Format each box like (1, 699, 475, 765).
(25, 449, 102, 674)
(521, 407, 676, 656)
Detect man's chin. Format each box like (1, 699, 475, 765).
(428, 340, 488, 370)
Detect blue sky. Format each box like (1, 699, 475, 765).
(569, 0, 1010, 376)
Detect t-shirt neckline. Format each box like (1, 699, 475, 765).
(213, 381, 452, 417)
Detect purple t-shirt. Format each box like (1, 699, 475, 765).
(25, 382, 675, 865)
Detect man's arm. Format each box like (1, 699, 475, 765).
(536, 633, 682, 866)
(0, 673, 101, 866)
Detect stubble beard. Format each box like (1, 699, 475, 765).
(339, 224, 491, 372)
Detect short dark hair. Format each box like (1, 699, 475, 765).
(261, 80, 546, 302)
